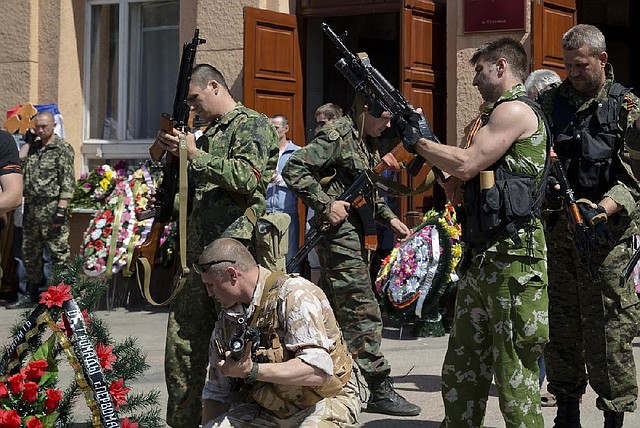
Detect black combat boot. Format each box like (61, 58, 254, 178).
(604, 411, 624, 428)
(7, 282, 40, 309)
(553, 396, 582, 428)
(366, 377, 421, 416)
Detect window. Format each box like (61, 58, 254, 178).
(85, 0, 179, 144)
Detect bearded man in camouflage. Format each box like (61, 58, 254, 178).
(197, 237, 359, 427)
(18, 112, 75, 307)
(538, 24, 640, 428)
(283, 98, 420, 416)
(156, 64, 278, 428)
(401, 38, 550, 427)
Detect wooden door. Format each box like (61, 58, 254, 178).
(532, 0, 577, 79)
(244, 7, 305, 147)
(400, 0, 446, 220)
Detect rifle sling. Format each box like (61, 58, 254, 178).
(137, 132, 190, 306)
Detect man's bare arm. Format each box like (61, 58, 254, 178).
(0, 173, 23, 214)
(414, 101, 539, 180)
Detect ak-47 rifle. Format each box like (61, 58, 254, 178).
(130, 29, 205, 280)
(322, 22, 444, 179)
(286, 143, 415, 272)
(553, 161, 616, 281)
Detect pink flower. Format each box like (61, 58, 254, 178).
(39, 283, 73, 308)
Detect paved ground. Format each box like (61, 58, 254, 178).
(1, 303, 639, 427)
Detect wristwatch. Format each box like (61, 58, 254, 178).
(245, 362, 259, 385)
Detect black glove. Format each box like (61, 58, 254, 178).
(51, 207, 67, 225)
(396, 110, 439, 153)
(544, 176, 563, 210)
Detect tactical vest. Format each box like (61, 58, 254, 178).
(462, 97, 551, 250)
(551, 83, 630, 202)
(245, 273, 353, 418)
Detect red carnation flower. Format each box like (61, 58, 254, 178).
(22, 381, 39, 403)
(8, 372, 25, 395)
(102, 227, 113, 238)
(108, 378, 130, 409)
(45, 388, 63, 412)
(25, 359, 48, 382)
(39, 282, 73, 308)
(95, 342, 117, 371)
(0, 409, 22, 428)
(0, 382, 8, 398)
(26, 417, 44, 428)
(94, 239, 105, 251)
(121, 418, 139, 428)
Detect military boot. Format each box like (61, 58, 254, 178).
(366, 377, 421, 416)
(553, 396, 582, 428)
(604, 411, 624, 428)
(6, 293, 34, 309)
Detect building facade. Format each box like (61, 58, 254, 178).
(1, 0, 637, 220)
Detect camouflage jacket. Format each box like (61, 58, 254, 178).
(481, 84, 548, 260)
(203, 267, 352, 413)
(282, 116, 396, 256)
(186, 103, 278, 259)
(539, 64, 640, 240)
(22, 135, 75, 204)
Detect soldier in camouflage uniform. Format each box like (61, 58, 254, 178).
(282, 99, 421, 416)
(403, 38, 550, 427)
(538, 25, 640, 428)
(156, 64, 278, 428)
(17, 112, 75, 308)
(196, 238, 359, 427)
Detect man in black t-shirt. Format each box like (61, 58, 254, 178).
(0, 129, 23, 286)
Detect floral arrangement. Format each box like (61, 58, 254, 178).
(2, 260, 160, 427)
(375, 204, 462, 318)
(0, 354, 62, 428)
(69, 162, 128, 211)
(81, 167, 154, 278)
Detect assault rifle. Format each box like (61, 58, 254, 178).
(286, 143, 413, 272)
(322, 22, 443, 180)
(131, 29, 205, 274)
(553, 161, 616, 281)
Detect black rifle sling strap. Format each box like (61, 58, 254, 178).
(136, 133, 190, 306)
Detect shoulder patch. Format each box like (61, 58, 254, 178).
(325, 129, 340, 141)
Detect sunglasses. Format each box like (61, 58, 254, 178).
(192, 259, 235, 275)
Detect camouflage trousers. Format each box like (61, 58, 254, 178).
(546, 234, 639, 412)
(204, 376, 360, 427)
(22, 201, 69, 284)
(316, 244, 391, 384)
(165, 271, 219, 428)
(441, 252, 548, 428)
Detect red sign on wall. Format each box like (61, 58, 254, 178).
(464, 0, 525, 33)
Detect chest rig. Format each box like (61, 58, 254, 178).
(462, 97, 551, 250)
(241, 273, 353, 418)
(551, 83, 630, 202)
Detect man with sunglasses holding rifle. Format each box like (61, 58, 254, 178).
(194, 237, 359, 427)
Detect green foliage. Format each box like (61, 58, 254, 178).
(2, 256, 163, 427)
